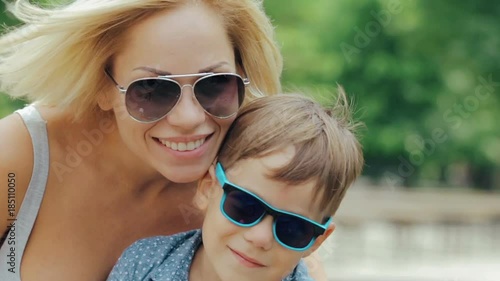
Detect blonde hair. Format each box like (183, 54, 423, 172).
(218, 87, 364, 216)
(0, 0, 282, 119)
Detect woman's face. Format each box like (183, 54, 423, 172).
(107, 3, 237, 183)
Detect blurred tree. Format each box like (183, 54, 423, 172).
(0, 0, 26, 116)
(264, 0, 499, 190)
(0, 1, 18, 26)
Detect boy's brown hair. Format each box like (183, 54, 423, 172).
(218, 87, 364, 217)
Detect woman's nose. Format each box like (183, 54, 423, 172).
(165, 85, 206, 130)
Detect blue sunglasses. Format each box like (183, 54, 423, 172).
(215, 162, 332, 251)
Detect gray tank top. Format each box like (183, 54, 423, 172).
(0, 105, 50, 281)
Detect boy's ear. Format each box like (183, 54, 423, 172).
(193, 164, 217, 211)
(303, 221, 335, 258)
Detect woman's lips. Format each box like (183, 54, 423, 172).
(155, 134, 213, 150)
(159, 137, 206, 151)
(153, 134, 213, 159)
(230, 248, 266, 268)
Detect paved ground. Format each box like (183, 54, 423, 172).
(320, 187, 500, 281)
(334, 186, 500, 224)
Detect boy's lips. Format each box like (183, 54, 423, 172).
(229, 248, 266, 268)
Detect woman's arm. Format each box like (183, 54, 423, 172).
(0, 114, 33, 245)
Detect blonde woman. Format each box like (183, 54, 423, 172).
(0, 0, 327, 280)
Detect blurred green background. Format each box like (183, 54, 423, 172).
(1, 0, 499, 190)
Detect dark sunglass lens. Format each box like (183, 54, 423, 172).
(195, 74, 245, 117)
(126, 79, 180, 122)
(223, 189, 265, 225)
(275, 216, 315, 249)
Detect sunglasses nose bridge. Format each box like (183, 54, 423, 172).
(180, 83, 199, 102)
(180, 83, 194, 91)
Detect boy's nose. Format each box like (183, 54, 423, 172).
(165, 86, 206, 129)
(243, 216, 274, 251)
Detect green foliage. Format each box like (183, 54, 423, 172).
(1, 0, 498, 189)
(0, 1, 19, 26)
(264, 0, 499, 189)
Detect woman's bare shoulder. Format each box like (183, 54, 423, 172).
(0, 112, 34, 237)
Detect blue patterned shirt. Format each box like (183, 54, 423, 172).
(107, 230, 313, 281)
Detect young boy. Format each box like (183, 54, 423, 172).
(107, 90, 364, 281)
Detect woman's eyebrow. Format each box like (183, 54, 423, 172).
(133, 61, 230, 76)
(133, 66, 171, 75)
(198, 61, 230, 73)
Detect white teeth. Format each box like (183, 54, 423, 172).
(178, 143, 187, 151)
(160, 138, 206, 151)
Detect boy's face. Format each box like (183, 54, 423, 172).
(196, 146, 334, 281)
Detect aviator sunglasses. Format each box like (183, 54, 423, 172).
(105, 69, 250, 123)
(215, 162, 333, 251)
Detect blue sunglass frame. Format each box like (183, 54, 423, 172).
(215, 162, 333, 251)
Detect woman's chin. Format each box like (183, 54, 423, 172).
(161, 166, 208, 184)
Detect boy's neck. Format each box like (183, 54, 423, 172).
(189, 245, 222, 281)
